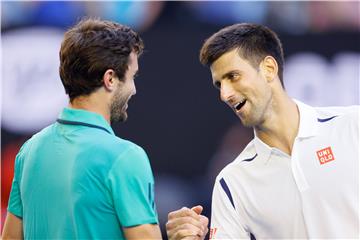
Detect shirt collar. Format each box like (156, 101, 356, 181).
(58, 107, 115, 135)
(294, 99, 319, 138)
(253, 136, 272, 164)
(253, 99, 318, 164)
(253, 135, 291, 164)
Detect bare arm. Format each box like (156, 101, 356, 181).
(2, 212, 23, 239)
(123, 223, 162, 239)
(3, 213, 162, 240)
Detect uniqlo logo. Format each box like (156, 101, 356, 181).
(316, 147, 335, 165)
(209, 228, 217, 239)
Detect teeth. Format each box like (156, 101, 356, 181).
(233, 99, 246, 110)
(234, 100, 244, 108)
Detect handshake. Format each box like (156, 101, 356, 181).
(166, 205, 209, 240)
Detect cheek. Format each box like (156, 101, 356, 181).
(126, 86, 134, 97)
(117, 84, 131, 97)
(252, 76, 269, 93)
(125, 81, 135, 94)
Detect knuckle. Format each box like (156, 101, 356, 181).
(178, 229, 191, 238)
(174, 230, 183, 239)
(181, 207, 190, 213)
(204, 219, 209, 226)
(182, 223, 193, 229)
(165, 221, 171, 229)
(168, 211, 175, 219)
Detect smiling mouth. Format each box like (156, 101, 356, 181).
(234, 99, 247, 112)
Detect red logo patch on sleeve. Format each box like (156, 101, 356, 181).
(209, 228, 217, 239)
(316, 147, 335, 165)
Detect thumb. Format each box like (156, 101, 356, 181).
(191, 205, 203, 215)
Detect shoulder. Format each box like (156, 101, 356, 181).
(315, 105, 358, 120)
(296, 99, 358, 122)
(113, 139, 148, 162)
(211, 140, 257, 215)
(84, 129, 147, 161)
(315, 105, 359, 129)
(108, 138, 151, 173)
(109, 136, 148, 160)
(107, 140, 153, 182)
(18, 124, 55, 154)
(215, 139, 257, 182)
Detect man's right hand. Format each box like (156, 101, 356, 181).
(166, 205, 209, 240)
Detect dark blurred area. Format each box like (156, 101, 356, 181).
(1, 1, 359, 237)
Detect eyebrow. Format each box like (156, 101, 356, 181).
(213, 70, 241, 83)
(221, 70, 241, 80)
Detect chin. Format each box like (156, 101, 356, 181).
(118, 113, 128, 122)
(239, 116, 258, 128)
(110, 112, 128, 123)
(120, 114, 128, 122)
(240, 121, 254, 128)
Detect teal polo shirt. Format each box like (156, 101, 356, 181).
(7, 107, 158, 239)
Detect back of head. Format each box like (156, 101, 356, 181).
(59, 18, 144, 101)
(199, 23, 285, 86)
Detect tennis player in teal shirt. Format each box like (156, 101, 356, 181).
(3, 18, 161, 239)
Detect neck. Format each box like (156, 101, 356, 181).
(254, 91, 299, 156)
(69, 91, 111, 123)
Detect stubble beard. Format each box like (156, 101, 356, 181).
(239, 112, 262, 128)
(110, 88, 129, 124)
(238, 97, 271, 128)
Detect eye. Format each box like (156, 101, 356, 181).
(213, 81, 221, 89)
(228, 72, 240, 81)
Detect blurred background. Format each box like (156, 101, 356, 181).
(1, 1, 359, 237)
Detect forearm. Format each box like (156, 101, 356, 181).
(2, 212, 23, 239)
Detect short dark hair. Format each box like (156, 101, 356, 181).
(59, 18, 144, 101)
(199, 23, 285, 86)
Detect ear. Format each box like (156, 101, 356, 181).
(103, 69, 117, 92)
(260, 56, 278, 83)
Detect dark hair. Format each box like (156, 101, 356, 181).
(199, 23, 285, 86)
(59, 18, 144, 101)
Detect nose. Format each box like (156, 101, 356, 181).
(132, 81, 137, 96)
(220, 81, 235, 103)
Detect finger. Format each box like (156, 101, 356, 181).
(191, 205, 203, 215)
(166, 216, 205, 232)
(168, 207, 201, 220)
(175, 236, 198, 240)
(182, 237, 198, 240)
(168, 228, 200, 240)
(168, 223, 204, 240)
(201, 221, 209, 238)
(203, 226, 209, 237)
(199, 215, 209, 239)
(183, 236, 204, 240)
(199, 215, 209, 226)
